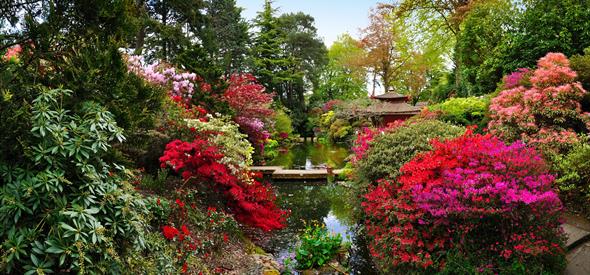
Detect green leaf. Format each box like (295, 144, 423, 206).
(46, 246, 64, 254)
(60, 222, 76, 232)
(31, 254, 39, 266)
(85, 207, 99, 214)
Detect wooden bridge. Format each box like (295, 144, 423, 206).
(250, 166, 343, 181)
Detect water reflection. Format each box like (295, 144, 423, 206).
(269, 142, 350, 169)
(263, 183, 376, 274)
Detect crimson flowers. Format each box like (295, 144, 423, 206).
(160, 138, 286, 231)
(362, 130, 565, 272)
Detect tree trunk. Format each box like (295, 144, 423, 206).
(371, 71, 377, 97)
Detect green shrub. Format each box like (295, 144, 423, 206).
(571, 47, 590, 90)
(355, 120, 465, 183)
(295, 223, 343, 269)
(571, 47, 590, 111)
(274, 110, 294, 137)
(264, 139, 280, 160)
(427, 96, 490, 129)
(328, 119, 352, 142)
(552, 141, 590, 218)
(0, 89, 151, 274)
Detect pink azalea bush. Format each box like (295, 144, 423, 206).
(126, 55, 211, 103)
(489, 53, 590, 153)
(126, 56, 274, 152)
(363, 130, 566, 273)
(503, 68, 531, 89)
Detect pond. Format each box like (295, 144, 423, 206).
(260, 183, 377, 274)
(267, 141, 350, 169)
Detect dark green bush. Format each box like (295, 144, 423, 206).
(0, 89, 152, 274)
(0, 43, 164, 167)
(571, 47, 590, 111)
(54, 43, 164, 133)
(355, 120, 465, 183)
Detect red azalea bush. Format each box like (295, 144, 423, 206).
(489, 52, 590, 153)
(363, 130, 566, 273)
(159, 138, 286, 231)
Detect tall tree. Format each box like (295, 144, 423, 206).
(501, 0, 590, 72)
(251, 0, 290, 96)
(390, 0, 482, 94)
(314, 34, 367, 102)
(455, 0, 516, 95)
(251, 1, 327, 133)
(276, 12, 327, 131)
(205, 0, 250, 76)
(360, 7, 403, 95)
(139, 0, 208, 62)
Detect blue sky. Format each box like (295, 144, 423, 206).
(235, 0, 383, 47)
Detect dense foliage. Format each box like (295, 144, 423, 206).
(488, 53, 590, 154)
(0, 89, 150, 273)
(295, 223, 343, 269)
(363, 131, 566, 273)
(355, 120, 464, 183)
(425, 96, 490, 129)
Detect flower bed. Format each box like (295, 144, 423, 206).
(363, 130, 566, 273)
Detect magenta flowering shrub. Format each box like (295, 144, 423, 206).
(363, 130, 566, 273)
(403, 132, 561, 217)
(503, 68, 531, 89)
(489, 52, 590, 153)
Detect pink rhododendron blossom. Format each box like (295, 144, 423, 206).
(489, 53, 590, 153)
(503, 68, 530, 89)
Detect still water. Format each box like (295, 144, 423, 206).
(268, 142, 350, 169)
(262, 183, 377, 274)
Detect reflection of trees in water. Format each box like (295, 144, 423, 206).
(267, 183, 364, 264)
(269, 142, 350, 168)
(323, 185, 356, 226)
(277, 184, 331, 229)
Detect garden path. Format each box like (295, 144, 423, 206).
(563, 214, 590, 275)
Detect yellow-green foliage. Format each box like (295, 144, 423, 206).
(320, 111, 336, 128)
(186, 115, 254, 175)
(329, 119, 352, 141)
(274, 110, 294, 135)
(427, 96, 490, 128)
